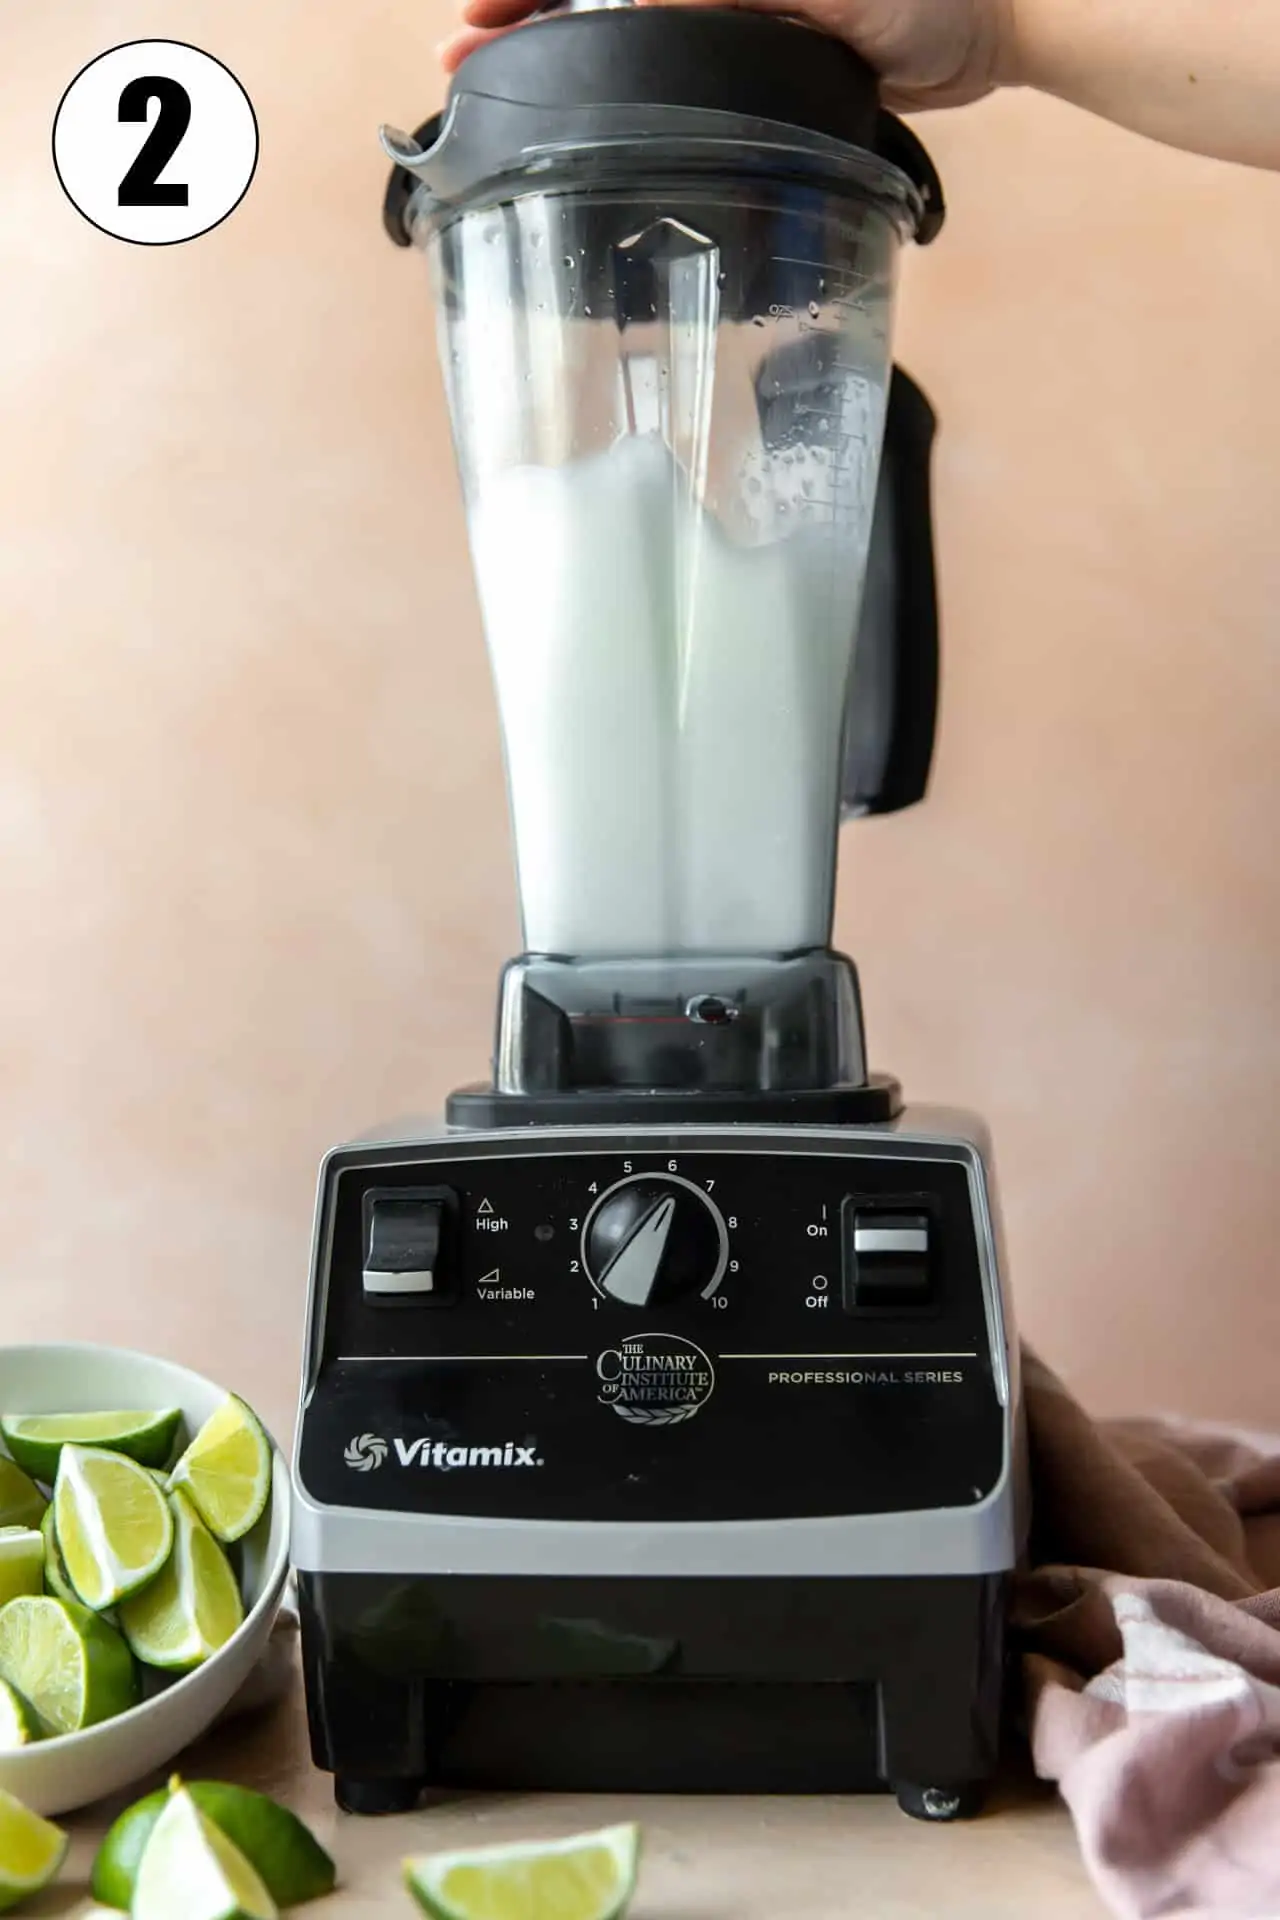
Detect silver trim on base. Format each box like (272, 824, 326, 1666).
(289, 1476, 1017, 1579)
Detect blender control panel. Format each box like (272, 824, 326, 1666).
(298, 1136, 1006, 1523)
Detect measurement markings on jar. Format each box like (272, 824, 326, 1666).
(770, 255, 870, 286)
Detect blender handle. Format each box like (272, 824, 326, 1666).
(840, 366, 940, 819)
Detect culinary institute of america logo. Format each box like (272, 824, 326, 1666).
(597, 1333, 716, 1426)
(343, 1432, 388, 1472)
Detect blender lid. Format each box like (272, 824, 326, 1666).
(381, 7, 944, 245)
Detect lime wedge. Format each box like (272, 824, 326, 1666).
(39, 1505, 78, 1606)
(0, 1787, 67, 1912)
(167, 1397, 271, 1545)
(0, 1594, 137, 1735)
(0, 1460, 45, 1533)
(54, 1444, 174, 1611)
(0, 1680, 37, 1752)
(93, 1776, 336, 1910)
(1, 1410, 183, 1482)
(0, 1531, 44, 1609)
(405, 1825, 640, 1920)
(133, 1783, 277, 1920)
(118, 1491, 244, 1674)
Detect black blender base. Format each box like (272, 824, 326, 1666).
(298, 1571, 1004, 1818)
(335, 1776, 424, 1816)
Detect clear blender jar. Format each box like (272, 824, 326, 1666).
(383, 5, 944, 1107)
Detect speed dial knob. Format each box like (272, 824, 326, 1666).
(582, 1176, 729, 1308)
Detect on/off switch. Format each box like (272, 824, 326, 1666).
(843, 1208, 933, 1312)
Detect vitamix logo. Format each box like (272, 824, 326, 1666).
(344, 1434, 543, 1472)
(343, 1433, 387, 1472)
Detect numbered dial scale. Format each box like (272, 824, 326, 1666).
(583, 1172, 730, 1306)
(298, 1131, 1008, 1526)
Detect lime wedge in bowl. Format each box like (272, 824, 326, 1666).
(405, 1824, 641, 1920)
(0, 1786, 66, 1911)
(133, 1782, 277, 1920)
(93, 1775, 335, 1910)
(0, 1531, 44, 1610)
(54, 1445, 173, 1611)
(119, 1492, 244, 1674)
(168, 1397, 271, 1544)
(1, 1411, 182, 1482)
(0, 1683, 37, 1754)
(39, 1506, 78, 1607)
(0, 1596, 137, 1736)
(0, 1462, 45, 1535)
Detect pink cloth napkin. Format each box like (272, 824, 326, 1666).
(1016, 1350, 1280, 1919)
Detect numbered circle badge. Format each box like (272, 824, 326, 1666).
(52, 41, 258, 246)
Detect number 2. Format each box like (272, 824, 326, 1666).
(118, 76, 191, 207)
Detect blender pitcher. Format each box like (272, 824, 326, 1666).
(383, 4, 944, 1104)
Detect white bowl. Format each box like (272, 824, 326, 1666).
(0, 1344, 290, 1816)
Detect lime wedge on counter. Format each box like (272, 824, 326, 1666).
(54, 1444, 173, 1610)
(118, 1491, 244, 1673)
(167, 1397, 271, 1544)
(1, 1410, 182, 1482)
(133, 1783, 277, 1920)
(0, 1680, 37, 1752)
(39, 1505, 78, 1606)
(405, 1824, 640, 1920)
(0, 1460, 45, 1533)
(0, 1531, 44, 1609)
(0, 1787, 67, 1912)
(0, 1595, 137, 1735)
(93, 1776, 336, 1910)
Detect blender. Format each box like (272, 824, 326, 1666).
(292, 0, 1025, 1822)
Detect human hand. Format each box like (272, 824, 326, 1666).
(437, 0, 1020, 112)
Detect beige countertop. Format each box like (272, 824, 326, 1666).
(35, 1649, 1107, 1919)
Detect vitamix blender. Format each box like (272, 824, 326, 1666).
(293, 0, 1025, 1822)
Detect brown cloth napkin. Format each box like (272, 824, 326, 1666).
(1017, 1349, 1280, 1919)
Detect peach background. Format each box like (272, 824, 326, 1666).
(2, 1, 1278, 1444)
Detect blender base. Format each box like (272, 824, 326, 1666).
(298, 1569, 1005, 1815)
(292, 1110, 1022, 1821)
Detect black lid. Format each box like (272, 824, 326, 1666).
(382, 9, 944, 245)
(455, 9, 880, 146)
